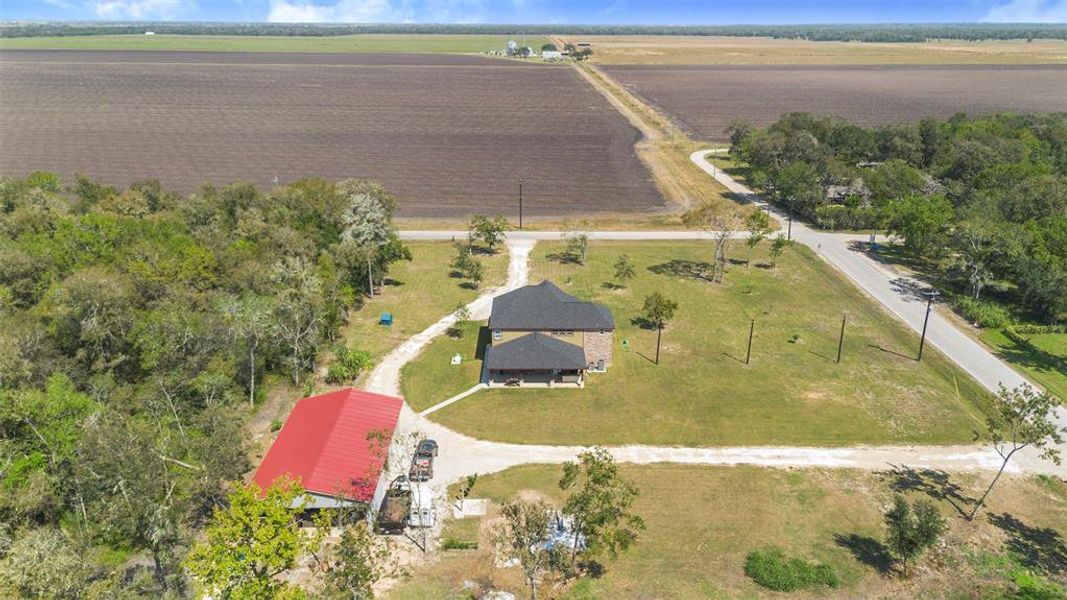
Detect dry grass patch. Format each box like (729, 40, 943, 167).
(386, 464, 1067, 599)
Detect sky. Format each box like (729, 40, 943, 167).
(3, 0, 1066, 24)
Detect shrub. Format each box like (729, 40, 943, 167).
(440, 537, 478, 551)
(744, 547, 839, 591)
(325, 346, 373, 384)
(956, 297, 1012, 329)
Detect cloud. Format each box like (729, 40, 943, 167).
(984, 0, 1067, 22)
(93, 0, 185, 19)
(42, 0, 78, 9)
(267, 0, 408, 23)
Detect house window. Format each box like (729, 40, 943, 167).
(493, 330, 502, 341)
(551, 330, 573, 336)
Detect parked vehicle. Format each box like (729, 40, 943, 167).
(375, 476, 411, 534)
(409, 439, 438, 482)
(408, 483, 436, 528)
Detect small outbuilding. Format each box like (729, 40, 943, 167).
(253, 388, 404, 512)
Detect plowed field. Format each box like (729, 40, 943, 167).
(601, 64, 1067, 141)
(0, 50, 664, 217)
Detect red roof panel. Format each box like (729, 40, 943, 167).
(253, 388, 404, 503)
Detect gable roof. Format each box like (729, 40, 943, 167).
(486, 332, 588, 371)
(253, 388, 403, 503)
(489, 280, 614, 331)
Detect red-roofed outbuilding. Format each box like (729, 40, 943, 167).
(253, 388, 404, 509)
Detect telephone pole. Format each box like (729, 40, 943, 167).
(917, 289, 939, 361)
(518, 178, 524, 230)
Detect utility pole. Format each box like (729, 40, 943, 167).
(787, 200, 794, 241)
(518, 178, 524, 230)
(655, 323, 662, 365)
(836, 315, 847, 363)
(917, 289, 939, 361)
(745, 319, 755, 365)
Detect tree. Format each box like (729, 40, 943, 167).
(0, 527, 95, 599)
(884, 495, 946, 577)
(745, 210, 771, 267)
(339, 179, 398, 299)
(322, 521, 386, 600)
(559, 447, 645, 564)
(464, 258, 484, 289)
(271, 257, 326, 385)
(564, 221, 590, 265)
(498, 499, 560, 600)
(447, 303, 472, 338)
(540, 43, 557, 51)
(772, 161, 823, 217)
(969, 384, 1065, 520)
(884, 193, 954, 257)
(613, 254, 636, 287)
(683, 204, 743, 282)
(950, 209, 1000, 300)
(185, 478, 329, 599)
(221, 294, 274, 407)
(642, 292, 678, 365)
(769, 234, 789, 268)
(469, 214, 508, 254)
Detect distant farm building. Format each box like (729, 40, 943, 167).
(253, 388, 404, 512)
(542, 50, 564, 61)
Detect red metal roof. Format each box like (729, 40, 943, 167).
(253, 388, 404, 503)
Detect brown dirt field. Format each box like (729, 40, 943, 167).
(572, 35, 1067, 65)
(0, 50, 664, 217)
(601, 64, 1067, 141)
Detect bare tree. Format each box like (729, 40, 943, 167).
(969, 384, 1064, 520)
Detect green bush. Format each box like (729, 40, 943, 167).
(440, 537, 478, 551)
(956, 297, 1013, 329)
(325, 346, 373, 384)
(744, 547, 839, 592)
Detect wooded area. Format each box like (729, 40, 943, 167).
(727, 112, 1067, 325)
(0, 174, 408, 596)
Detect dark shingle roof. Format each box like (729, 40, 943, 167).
(486, 332, 587, 371)
(489, 280, 614, 331)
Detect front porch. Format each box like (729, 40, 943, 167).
(487, 368, 585, 388)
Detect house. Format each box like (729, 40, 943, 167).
(253, 387, 404, 513)
(542, 50, 563, 61)
(485, 280, 614, 387)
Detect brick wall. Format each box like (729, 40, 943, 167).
(583, 330, 614, 369)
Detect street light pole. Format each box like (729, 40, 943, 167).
(518, 178, 524, 230)
(917, 289, 939, 361)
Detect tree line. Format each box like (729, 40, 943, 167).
(4, 22, 1067, 42)
(727, 112, 1067, 325)
(0, 173, 409, 597)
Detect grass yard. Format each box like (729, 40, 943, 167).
(0, 34, 550, 54)
(343, 243, 506, 363)
(400, 320, 488, 412)
(411, 241, 992, 446)
(386, 464, 1067, 599)
(980, 329, 1067, 403)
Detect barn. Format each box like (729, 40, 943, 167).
(253, 387, 404, 512)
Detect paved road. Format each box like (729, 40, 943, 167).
(690, 149, 1065, 474)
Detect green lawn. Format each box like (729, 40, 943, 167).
(400, 320, 487, 412)
(980, 329, 1067, 403)
(0, 34, 550, 54)
(343, 243, 506, 363)
(386, 464, 1067, 599)
(409, 241, 992, 446)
